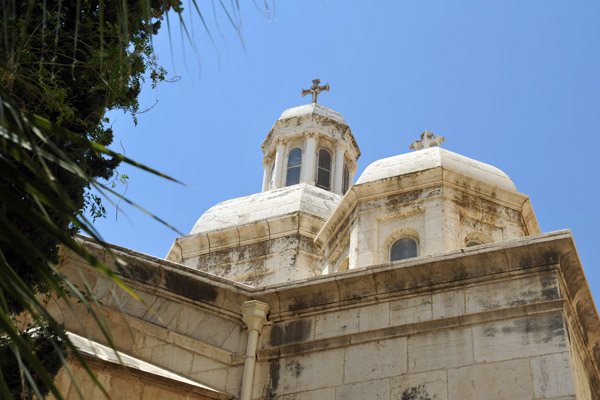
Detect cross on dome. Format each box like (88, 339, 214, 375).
(302, 79, 330, 104)
(409, 130, 445, 150)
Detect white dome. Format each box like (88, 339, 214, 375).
(190, 184, 342, 234)
(356, 147, 517, 191)
(278, 103, 347, 125)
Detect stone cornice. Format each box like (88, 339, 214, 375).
(315, 167, 539, 250)
(261, 113, 360, 161)
(66, 230, 600, 375)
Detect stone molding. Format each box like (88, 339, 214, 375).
(257, 298, 566, 361)
(262, 155, 273, 167)
(65, 230, 600, 387)
(303, 131, 318, 140)
(315, 168, 539, 251)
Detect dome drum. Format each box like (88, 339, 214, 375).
(167, 184, 342, 286)
(260, 104, 360, 194)
(317, 147, 540, 274)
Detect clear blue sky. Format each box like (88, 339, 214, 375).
(94, 1, 600, 304)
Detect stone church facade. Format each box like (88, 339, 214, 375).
(53, 90, 600, 399)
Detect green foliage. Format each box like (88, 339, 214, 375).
(0, 0, 182, 398)
(0, 0, 251, 397)
(0, 325, 66, 399)
(1, 0, 180, 313)
(0, 75, 182, 400)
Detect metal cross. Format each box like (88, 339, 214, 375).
(409, 130, 446, 150)
(302, 79, 330, 104)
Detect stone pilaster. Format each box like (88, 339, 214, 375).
(271, 139, 286, 189)
(333, 144, 345, 194)
(302, 132, 318, 185)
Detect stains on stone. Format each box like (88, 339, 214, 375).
(287, 297, 308, 312)
(347, 294, 364, 302)
(163, 269, 218, 303)
(456, 190, 480, 211)
(386, 189, 425, 207)
(517, 313, 566, 344)
(484, 314, 566, 344)
(401, 384, 435, 400)
(285, 359, 304, 378)
(242, 241, 270, 260)
(298, 236, 320, 254)
(481, 198, 499, 216)
(196, 247, 232, 268)
(483, 326, 498, 338)
(475, 275, 560, 312)
(243, 272, 268, 286)
(269, 319, 312, 346)
(265, 358, 280, 397)
(539, 274, 560, 301)
(312, 113, 348, 132)
(116, 259, 161, 285)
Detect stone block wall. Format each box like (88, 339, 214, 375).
(319, 171, 540, 275)
(252, 271, 591, 400)
(51, 245, 252, 397)
(51, 356, 232, 400)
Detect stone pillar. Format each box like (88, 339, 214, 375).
(349, 162, 357, 189)
(271, 139, 285, 189)
(333, 144, 345, 194)
(261, 155, 273, 192)
(301, 132, 317, 185)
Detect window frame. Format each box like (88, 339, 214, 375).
(285, 147, 303, 187)
(342, 163, 350, 194)
(316, 148, 332, 190)
(389, 237, 419, 262)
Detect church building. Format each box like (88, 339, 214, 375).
(54, 81, 600, 399)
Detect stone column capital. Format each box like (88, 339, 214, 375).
(304, 131, 318, 140)
(335, 142, 346, 152)
(262, 155, 273, 167)
(274, 137, 286, 147)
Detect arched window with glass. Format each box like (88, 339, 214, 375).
(342, 163, 350, 194)
(286, 148, 302, 186)
(317, 148, 332, 190)
(390, 237, 418, 261)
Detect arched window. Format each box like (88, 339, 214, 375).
(342, 163, 350, 194)
(390, 238, 418, 261)
(317, 149, 332, 190)
(286, 148, 302, 186)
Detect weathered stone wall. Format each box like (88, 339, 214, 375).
(321, 179, 533, 273)
(55, 232, 600, 400)
(172, 184, 341, 287)
(251, 269, 594, 400)
(183, 234, 307, 286)
(51, 356, 231, 400)
(180, 228, 323, 286)
(52, 242, 251, 397)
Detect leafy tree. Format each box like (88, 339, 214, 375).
(0, 0, 182, 397)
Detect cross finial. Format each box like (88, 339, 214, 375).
(302, 79, 330, 104)
(409, 130, 445, 151)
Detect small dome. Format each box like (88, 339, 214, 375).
(278, 103, 347, 125)
(356, 147, 517, 191)
(190, 184, 342, 234)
